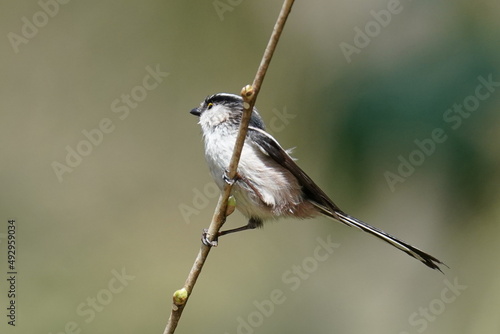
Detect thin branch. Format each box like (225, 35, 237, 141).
(163, 1, 295, 333)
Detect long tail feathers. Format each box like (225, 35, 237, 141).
(317, 207, 446, 272)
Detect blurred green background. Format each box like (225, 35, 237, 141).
(1, 1, 499, 333)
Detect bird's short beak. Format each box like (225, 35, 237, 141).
(190, 108, 201, 116)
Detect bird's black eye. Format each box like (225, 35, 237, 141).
(207, 103, 214, 110)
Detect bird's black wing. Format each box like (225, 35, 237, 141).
(247, 126, 342, 216)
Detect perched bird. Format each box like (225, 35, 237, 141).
(190, 93, 445, 271)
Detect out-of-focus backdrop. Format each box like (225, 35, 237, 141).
(1, 1, 499, 333)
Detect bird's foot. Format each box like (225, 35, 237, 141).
(223, 169, 239, 186)
(201, 228, 218, 247)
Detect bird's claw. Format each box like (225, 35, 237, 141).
(201, 228, 218, 247)
(223, 169, 237, 186)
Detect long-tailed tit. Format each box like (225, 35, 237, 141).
(190, 93, 445, 271)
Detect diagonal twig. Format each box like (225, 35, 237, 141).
(163, 1, 295, 333)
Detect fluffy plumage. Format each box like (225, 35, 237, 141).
(190, 93, 445, 271)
